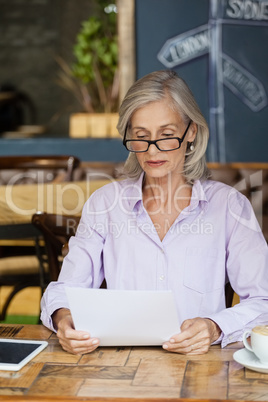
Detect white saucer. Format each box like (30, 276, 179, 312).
(233, 348, 268, 374)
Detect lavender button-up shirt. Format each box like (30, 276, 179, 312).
(41, 173, 268, 347)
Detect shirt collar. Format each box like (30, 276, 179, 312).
(188, 179, 208, 212)
(124, 173, 144, 213)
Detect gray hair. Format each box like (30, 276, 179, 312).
(117, 70, 209, 184)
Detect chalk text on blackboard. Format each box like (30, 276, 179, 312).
(158, 25, 210, 68)
(226, 0, 268, 20)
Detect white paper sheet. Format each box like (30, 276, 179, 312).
(65, 287, 180, 346)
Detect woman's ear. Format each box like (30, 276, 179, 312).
(188, 122, 197, 142)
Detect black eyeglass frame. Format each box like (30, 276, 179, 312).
(123, 120, 192, 153)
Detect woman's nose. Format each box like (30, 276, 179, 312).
(147, 142, 159, 155)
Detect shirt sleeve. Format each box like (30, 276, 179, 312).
(40, 191, 106, 331)
(205, 190, 268, 347)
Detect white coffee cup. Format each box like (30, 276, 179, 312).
(243, 325, 268, 364)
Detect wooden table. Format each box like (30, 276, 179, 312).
(0, 180, 111, 240)
(0, 324, 267, 402)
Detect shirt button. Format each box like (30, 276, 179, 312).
(161, 249, 165, 254)
(159, 275, 165, 281)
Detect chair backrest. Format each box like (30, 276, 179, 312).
(32, 212, 80, 281)
(0, 155, 80, 184)
(225, 282, 234, 308)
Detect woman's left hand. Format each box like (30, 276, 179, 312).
(162, 317, 221, 355)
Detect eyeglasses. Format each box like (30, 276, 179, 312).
(123, 120, 192, 153)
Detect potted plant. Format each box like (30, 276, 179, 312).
(58, 2, 119, 138)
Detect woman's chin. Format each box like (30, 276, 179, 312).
(144, 167, 170, 179)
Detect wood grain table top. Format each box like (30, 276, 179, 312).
(0, 324, 267, 402)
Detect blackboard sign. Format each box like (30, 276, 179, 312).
(135, 0, 268, 162)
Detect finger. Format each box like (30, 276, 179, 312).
(170, 337, 210, 351)
(163, 341, 209, 355)
(180, 319, 206, 339)
(61, 343, 99, 355)
(67, 337, 99, 350)
(163, 337, 193, 352)
(57, 327, 91, 342)
(167, 330, 200, 347)
(188, 346, 210, 355)
(181, 319, 195, 331)
(163, 341, 192, 354)
(169, 321, 201, 345)
(186, 339, 211, 355)
(59, 337, 100, 355)
(65, 330, 91, 341)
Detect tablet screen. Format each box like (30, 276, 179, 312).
(0, 339, 48, 371)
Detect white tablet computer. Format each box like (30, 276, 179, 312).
(0, 339, 48, 371)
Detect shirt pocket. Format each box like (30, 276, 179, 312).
(183, 247, 225, 294)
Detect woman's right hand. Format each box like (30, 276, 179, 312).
(52, 308, 100, 355)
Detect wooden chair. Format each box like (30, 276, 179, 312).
(32, 212, 80, 281)
(225, 282, 234, 308)
(0, 155, 80, 320)
(32, 212, 107, 289)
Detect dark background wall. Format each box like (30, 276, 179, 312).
(135, 0, 268, 163)
(0, 0, 95, 138)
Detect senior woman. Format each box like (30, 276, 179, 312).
(41, 70, 268, 355)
